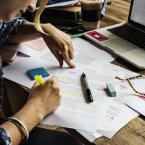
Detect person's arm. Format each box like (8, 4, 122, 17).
(0, 76, 60, 145)
(7, 21, 41, 43)
(8, 21, 75, 68)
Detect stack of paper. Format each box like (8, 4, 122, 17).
(97, 63, 145, 117)
(3, 38, 141, 142)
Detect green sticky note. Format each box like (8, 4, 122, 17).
(106, 83, 116, 97)
(71, 33, 84, 39)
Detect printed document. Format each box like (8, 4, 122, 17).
(3, 38, 139, 139)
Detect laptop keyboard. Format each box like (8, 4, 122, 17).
(108, 24, 145, 48)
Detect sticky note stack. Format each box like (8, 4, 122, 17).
(106, 83, 116, 97)
(27, 67, 49, 80)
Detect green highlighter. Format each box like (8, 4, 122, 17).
(106, 83, 116, 97)
(71, 33, 84, 39)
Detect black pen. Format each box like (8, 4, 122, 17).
(80, 72, 93, 103)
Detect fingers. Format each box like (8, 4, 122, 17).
(68, 40, 74, 59)
(49, 76, 58, 86)
(61, 44, 75, 68)
(52, 30, 75, 67)
(68, 45, 74, 59)
(63, 34, 74, 59)
(43, 35, 63, 68)
(45, 77, 59, 90)
(62, 35, 75, 66)
(45, 76, 57, 85)
(45, 77, 61, 97)
(49, 46, 64, 68)
(42, 27, 75, 68)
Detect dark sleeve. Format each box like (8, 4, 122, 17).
(0, 128, 11, 145)
(0, 17, 25, 44)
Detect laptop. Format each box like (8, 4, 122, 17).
(84, 0, 145, 69)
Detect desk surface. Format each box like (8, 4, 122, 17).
(93, 0, 145, 144)
(3, 0, 145, 145)
(3, 76, 145, 145)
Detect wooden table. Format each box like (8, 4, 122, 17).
(3, 54, 145, 145)
(2, 0, 145, 145)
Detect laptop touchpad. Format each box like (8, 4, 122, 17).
(104, 38, 138, 54)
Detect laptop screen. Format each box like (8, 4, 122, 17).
(130, 0, 145, 27)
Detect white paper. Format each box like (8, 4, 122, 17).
(17, 44, 41, 58)
(77, 100, 138, 140)
(96, 100, 138, 138)
(3, 57, 51, 88)
(116, 78, 145, 116)
(4, 56, 113, 132)
(89, 62, 141, 138)
(96, 63, 145, 117)
(42, 71, 113, 132)
(77, 130, 102, 142)
(37, 38, 115, 70)
(0, 43, 41, 58)
(72, 38, 115, 69)
(98, 63, 138, 78)
(3, 37, 140, 140)
(42, 70, 138, 136)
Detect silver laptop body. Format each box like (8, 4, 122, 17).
(84, 0, 145, 69)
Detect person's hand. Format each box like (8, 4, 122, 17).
(2, 77, 61, 144)
(41, 23, 75, 68)
(28, 76, 61, 119)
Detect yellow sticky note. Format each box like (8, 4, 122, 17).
(34, 75, 45, 85)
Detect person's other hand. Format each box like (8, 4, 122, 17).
(28, 76, 61, 119)
(41, 23, 75, 68)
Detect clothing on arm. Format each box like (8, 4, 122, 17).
(0, 127, 11, 145)
(0, 17, 25, 44)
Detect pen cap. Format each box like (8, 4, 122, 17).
(81, 72, 93, 103)
(81, 73, 89, 88)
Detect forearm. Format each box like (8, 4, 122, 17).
(0, 77, 60, 145)
(7, 21, 41, 43)
(1, 121, 22, 145)
(7, 21, 56, 44)
(0, 101, 43, 145)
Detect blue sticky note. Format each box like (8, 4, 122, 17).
(27, 67, 49, 80)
